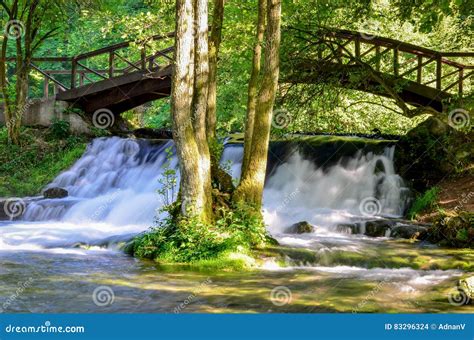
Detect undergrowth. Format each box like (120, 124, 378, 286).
(0, 126, 88, 197)
(407, 187, 440, 220)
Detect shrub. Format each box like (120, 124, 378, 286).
(132, 202, 268, 264)
(47, 118, 71, 140)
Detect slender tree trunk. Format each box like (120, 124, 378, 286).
(240, 0, 266, 180)
(0, 34, 14, 144)
(206, 0, 225, 140)
(192, 0, 213, 221)
(234, 0, 281, 208)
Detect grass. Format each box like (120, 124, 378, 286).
(407, 187, 440, 220)
(0, 127, 89, 197)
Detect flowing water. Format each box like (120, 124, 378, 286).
(0, 137, 472, 313)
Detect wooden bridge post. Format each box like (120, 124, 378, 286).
(109, 52, 115, 78)
(436, 54, 442, 90)
(355, 37, 360, 59)
(458, 68, 463, 95)
(393, 47, 399, 76)
(416, 55, 423, 83)
(141, 48, 146, 70)
(43, 77, 49, 98)
(375, 46, 381, 71)
(71, 59, 77, 89)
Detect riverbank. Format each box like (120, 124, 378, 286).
(0, 127, 89, 197)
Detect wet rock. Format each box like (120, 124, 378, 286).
(335, 223, 357, 234)
(364, 220, 396, 237)
(286, 221, 315, 234)
(459, 276, 474, 303)
(132, 128, 172, 139)
(390, 224, 428, 239)
(419, 212, 474, 247)
(43, 187, 68, 199)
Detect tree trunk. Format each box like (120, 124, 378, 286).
(206, 0, 225, 141)
(172, 0, 211, 222)
(0, 35, 14, 144)
(191, 0, 213, 221)
(240, 0, 267, 180)
(234, 0, 281, 208)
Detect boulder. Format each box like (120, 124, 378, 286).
(459, 276, 474, 303)
(43, 187, 68, 199)
(364, 220, 395, 237)
(390, 224, 428, 239)
(286, 221, 315, 234)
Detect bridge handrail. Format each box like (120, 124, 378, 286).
(325, 28, 474, 69)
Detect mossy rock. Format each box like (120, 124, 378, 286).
(395, 116, 473, 192)
(286, 221, 315, 234)
(419, 211, 474, 248)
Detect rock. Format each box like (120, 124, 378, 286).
(336, 223, 357, 234)
(132, 128, 172, 139)
(43, 187, 68, 199)
(0, 198, 29, 221)
(390, 224, 427, 239)
(286, 221, 315, 234)
(459, 276, 474, 302)
(364, 220, 395, 237)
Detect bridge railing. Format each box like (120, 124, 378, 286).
(288, 27, 474, 97)
(2, 32, 175, 99)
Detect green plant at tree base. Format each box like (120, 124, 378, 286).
(407, 187, 440, 220)
(131, 202, 268, 265)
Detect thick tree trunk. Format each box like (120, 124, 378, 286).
(172, 0, 211, 222)
(206, 0, 225, 141)
(240, 0, 267, 180)
(192, 0, 213, 221)
(234, 0, 281, 208)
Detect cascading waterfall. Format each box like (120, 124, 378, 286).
(0, 136, 462, 295)
(0, 136, 411, 250)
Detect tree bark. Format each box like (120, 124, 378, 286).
(192, 0, 213, 221)
(240, 0, 267, 181)
(206, 0, 225, 141)
(171, 0, 213, 223)
(234, 0, 281, 208)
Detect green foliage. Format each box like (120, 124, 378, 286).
(47, 119, 71, 140)
(0, 128, 88, 197)
(407, 187, 440, 220)
(132, 202, 267, 264)
(156, 146, 178, 206)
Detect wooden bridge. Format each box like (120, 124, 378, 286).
(3, 28, 473, 123)
(283, 27, 474, 114)
(14, 32, 175, 116)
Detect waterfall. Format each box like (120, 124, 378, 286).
(1, 136, 410, 250)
